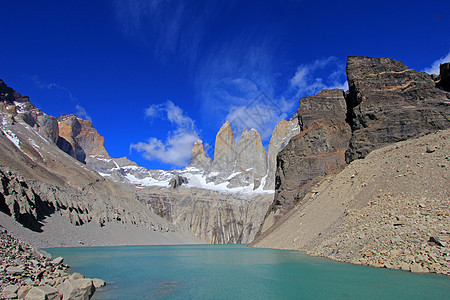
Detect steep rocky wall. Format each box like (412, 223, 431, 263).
(136, 187, 273, 244)
(263, 89, 351, 229)
(345, 56, 450, 162)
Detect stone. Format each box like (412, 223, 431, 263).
(68, 273, 85, 280)
(51, 257, 64, 266)
(17, 286, 32, 299)
(345, 56, 450, 163)
(59, 279, 95, 300)
(92, 278, 106, 289)
(187, 139, 212, 171)
(428, 236, 444, 247)
(410, 263, 425, 273)
(25, 285, 60, 300)
(6, 266, 24, 275)
(436, 62, 450, 92)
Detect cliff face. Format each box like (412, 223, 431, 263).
(264, 117, 300, 190)
(211, 121, 237, 173)
(263, 89, 351, 229)
(136, 186, 273, 244)
(345, 56, 450, 162)
(235, 129, 268, 178)
(57, 114, 109, 164)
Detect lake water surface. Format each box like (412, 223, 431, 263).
(46, 245, 449, 299)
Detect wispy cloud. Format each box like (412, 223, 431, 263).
(422, 51, 450, 75)
(289, 56, 348, 98)
(31, 75, 92, 120)
(130, 100, 199, 167)
(112, 0, 224, 63)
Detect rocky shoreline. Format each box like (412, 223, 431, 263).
(0, 226, 105, 299)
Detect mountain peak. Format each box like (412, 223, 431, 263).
(187, 139, 212, 170)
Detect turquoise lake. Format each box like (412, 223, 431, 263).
(46, 245, 450, 299)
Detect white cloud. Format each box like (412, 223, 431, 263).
(75, 105, 92, 121)
(290, 56, 348, 97)
(131, 100, 199, 167)
(422, 51, 450, 75)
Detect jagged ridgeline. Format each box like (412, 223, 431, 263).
(1, 56, 449, 249)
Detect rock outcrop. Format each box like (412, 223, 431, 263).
(57, 114, 109, 164)
(187, 139, 212, 171)
(436, 62, 450, 92)
(263, 117, 300, 190)
(345, 56, 450, 162)
(0, 79, 59, 144)
(263, 89, 351, 229)
(211, 121, 236, 173)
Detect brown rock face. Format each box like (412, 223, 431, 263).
(269, 89, 351, 220)
(187, 139, 212, 170)
(263, 117, 300, 190)
(345, 56, 450, 162)
(211, 121, 236, 172)
(57, 115, 109, 163)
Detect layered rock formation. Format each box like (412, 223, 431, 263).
(57, 114, 109, 163)
(187, 139, 212, 171)
(136, 186, 273, 244)
(235, 128, 267, 178)
(345, 56, 450, 162)
(262, 89, 351, 230)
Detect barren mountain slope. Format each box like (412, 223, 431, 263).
(251, 129, 449, 275)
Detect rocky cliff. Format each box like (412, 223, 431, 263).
(136, 186, 273, 244)
(57, 114, 109, 164)
(262, 89, 351, 230)
(345, 56, 450, 162)
(264, 117, 300, 190)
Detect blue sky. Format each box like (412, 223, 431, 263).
(1, 0, 449, 170)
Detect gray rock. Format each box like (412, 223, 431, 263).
(6, 266, 24, 275)
(187, 139, 212, 171)
(59, 279, 95, 300)
(51, 257, 64, 266)
(92, 278, 106, 289)
(25, 285, 60, 300)
(68, 273, 85, 280)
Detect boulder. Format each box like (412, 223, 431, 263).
(6, 266, 24, 275)
(169, 175, 189, 189)
(59, 279, 95, 300)
(345, 56, 450, 162)
(51, 256, 64, 266)
(92, 278, 106, 289)
(25, 285, 60, 300)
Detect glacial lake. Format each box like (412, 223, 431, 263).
(46, 244, 450, 299)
